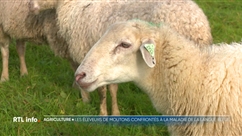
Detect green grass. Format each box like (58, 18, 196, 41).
(1, 1, 242, 135)
(196, 0, 242, 43)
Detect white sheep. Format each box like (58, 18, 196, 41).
(0, 1, 69, 82)
(0, 1, 112, 117)
(75, 20, 242, 135)
(0, 0, 118, 117)
(29, 0, 213, 115)
(0, 1, 117, 117)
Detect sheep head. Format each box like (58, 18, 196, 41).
(75, 20, 159, 92)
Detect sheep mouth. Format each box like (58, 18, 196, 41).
(76, 79, 97, 91)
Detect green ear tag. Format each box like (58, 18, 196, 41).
(144, 44, 155, 57)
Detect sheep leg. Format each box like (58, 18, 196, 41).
(79, 88, 91, 103)
(0, 27, 10, 82)
(0, 43, 9, 82)
(16, 40, 28, 76)
(108, 84, 120, 115)
(70, 60, 91, 103)
(98, 86, 108, 115)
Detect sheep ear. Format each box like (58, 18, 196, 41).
(140, 39, 156, 68)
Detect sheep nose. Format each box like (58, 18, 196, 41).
(75, 72, 86, 82)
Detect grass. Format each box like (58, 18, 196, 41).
(1, 0, 242, 135)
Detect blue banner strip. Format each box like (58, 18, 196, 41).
(42, 115, 230, 125)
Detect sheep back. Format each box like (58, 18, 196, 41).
(56, 0, 212, 64)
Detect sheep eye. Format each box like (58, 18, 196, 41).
(119, 42, 131, 48)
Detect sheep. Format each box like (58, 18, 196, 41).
(29, 0, 213, 115)
(0, 1, 70, 83)
(0, 1, 115, 117)
(0, 0, 117, 117)
(75, 20, 242, 135)
(0, 0, 118, 117)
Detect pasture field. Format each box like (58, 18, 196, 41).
(1, 0, 242, 135)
